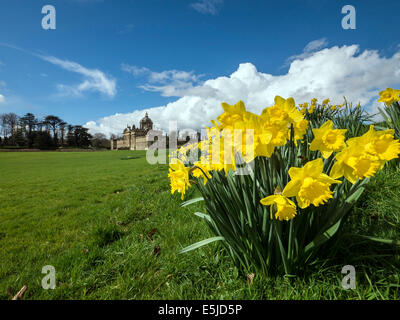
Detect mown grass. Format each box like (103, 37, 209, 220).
(0, 151, 399, 299)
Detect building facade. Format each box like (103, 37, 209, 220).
(111, 113, 155, 150)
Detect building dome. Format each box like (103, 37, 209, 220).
(140, 112, 153, 131)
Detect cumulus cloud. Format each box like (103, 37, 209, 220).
(122, 64, 203, 97)
(190, 0, 223, 15)
(39, 55, 117, 98)
(0, 94, 5, 104)
(86, 44, 400, 137)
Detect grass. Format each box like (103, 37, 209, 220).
(0, 151, 400, 299)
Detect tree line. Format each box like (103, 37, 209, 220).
(0, 112, 109, 149)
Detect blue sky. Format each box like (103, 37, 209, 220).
(1, 0, 400, 135)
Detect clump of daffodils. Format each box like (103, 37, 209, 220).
(330, 125, 400, 183)
(170, 91, 400, 275)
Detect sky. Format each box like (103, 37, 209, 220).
(0, 0, 400, 137)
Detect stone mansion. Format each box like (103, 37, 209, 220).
(111, 112, 157, 150)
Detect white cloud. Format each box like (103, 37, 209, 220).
(39, 55, 117, 98)
(86, 44, 400, 137)
(0, 94, 5, 104)
(0, 43, 116, 98)
(304, 38, 329, 52)
(286, 38, 329, 65)
(190, 0, 223, 15)
(122, 64, 202, 97)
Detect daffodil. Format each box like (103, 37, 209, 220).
(261, 96, 304, 125)
(352, 125, 400, 162)
(330, 148, 381, 184)
(323, 99, 330, 105)
(217, 101, 258, 132)
(378, 88, 400, 106)
(292, 119, 309, 145)
(282, 158, 341, 209)
(328, 126, 396, 184)
(367, 130, 400, 161)
(193, 157, 212, 184)
(310, 120, 347, 158)
(168, 159, 190, 200)
(260, 194, 297, 221)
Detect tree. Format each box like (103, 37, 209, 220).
(0, 113, 19, 144)
(36, 119, 45, 132)
(0, 115, 3, 139)
(73, 126, 92, 148)
(91, 133, 110, 149)
(12, 128, 27, 147)
(0, 112, 90, 149)
(66, 125, 75, 147)
(33, 131, 55, 150)
(44, 115, 63, 146)
(20, 113, 37, 148)
(59, 121, 67, 146)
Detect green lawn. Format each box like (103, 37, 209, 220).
(1, 151, 400, 299)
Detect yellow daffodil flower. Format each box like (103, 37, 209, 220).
(378, 88, 400, 106)
(322, 99, 330, 105)
(282, 158, 341, 209)
(328, 125, 399, 184)
(261, 96, 304, 125)
(348, 125, 400, 162)
(193, 157, 212, 184)
(260, 194, 297, 221)
(310, 120, 347, 158)
(168, 159, 190, 200)
(292, 119, 309, 145)
(330, 148, 381, 184)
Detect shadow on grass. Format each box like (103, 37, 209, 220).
(91, 225, 126, 247)
(120, 156, 142, 160)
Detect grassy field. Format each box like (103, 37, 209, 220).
(1, 151, 400, 299)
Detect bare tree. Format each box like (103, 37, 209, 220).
(0, 113, 19, 137)
(91, 133, 110, 149)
